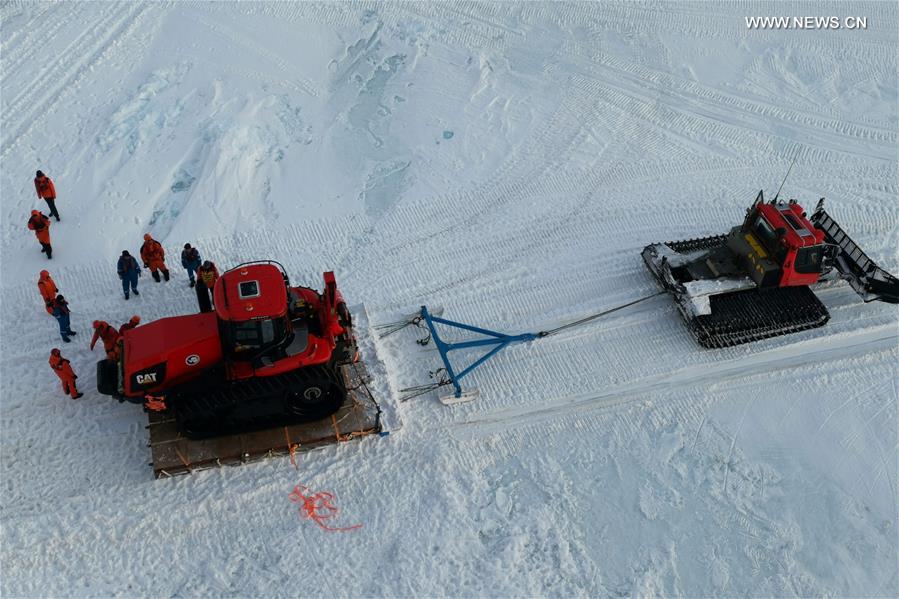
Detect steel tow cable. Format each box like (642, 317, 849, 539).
(536, 291, 666, 338)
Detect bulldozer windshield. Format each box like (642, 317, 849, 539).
(224, 317, 287, 358)
(752, 216, 778, 253)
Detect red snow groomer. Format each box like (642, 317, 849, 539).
(642, 192, 899, 348)
(97, 261, 357, 438)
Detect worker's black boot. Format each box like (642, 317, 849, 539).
(163, 269, 170, 282)
(152, 271, 161, 283)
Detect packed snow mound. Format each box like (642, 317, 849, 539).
(2, 2, 897, 596)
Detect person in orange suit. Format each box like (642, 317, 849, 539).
(118, 315, 140, 336)
(37, 270, 59, 314)
(49, 348, 83, 399)
(28, 210, 52, 259)
(90, 320, 121, 361)
(140, 233, 169, 282)
(34, 170, 60, 221)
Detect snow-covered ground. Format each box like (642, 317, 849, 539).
(2, 1, 897, 596)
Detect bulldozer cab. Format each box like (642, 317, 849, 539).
(734, 192, 827, 288)
(214, 262, 293, 361)
(747, 212, 823, 274)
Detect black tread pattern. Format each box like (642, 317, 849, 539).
(665, 234, 728, 253)
(172, 363, 347, 439)
(690, 282, 829, 348)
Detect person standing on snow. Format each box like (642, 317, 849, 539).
(34, 170, 60, 221)
(51, 295, 77, 343)
(140, 233, 170, 282)
(49, 348, 83, 399)
(196, 260, 219, 313)
(27, 210, 52, 259)
(117, 250, 141, 300)
(37, 270, 59, 315)
(90, 320, 121, 361)
(181, 243, 202, 288)
(118, 315, 140, 336)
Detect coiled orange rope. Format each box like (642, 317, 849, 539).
(289, 485, 362, 532)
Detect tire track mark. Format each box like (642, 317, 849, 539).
(2, 3, 148, 159)
(448, 324, 896, 440)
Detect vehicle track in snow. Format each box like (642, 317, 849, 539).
(591, 53, 896, 137)
(183, 10, 322, 99)
(327, 71, 588, 283)
(1, 3, 151, 159)
(575, 71, 894, 164)
(446, 324, 897, 439)
(536, 1, 898, 50)
(186, 0, 524, 55)
(0, 3, 72, 71)
(155, 0, 899, 316)
(341, 46, 898, 300)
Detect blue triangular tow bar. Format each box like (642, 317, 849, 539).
(419, 305, 539, 398)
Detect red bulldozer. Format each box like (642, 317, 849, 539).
(97, 261, 357, 438)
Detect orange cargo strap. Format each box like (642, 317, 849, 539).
(284, 426, 299, 469)
(174, 445, 191, 471)
(331, 414, 345, 442)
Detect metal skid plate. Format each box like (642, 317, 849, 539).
(438, 389, 480, 406)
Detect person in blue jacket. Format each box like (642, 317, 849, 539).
(181, 243, 202, 288)
(51, 295, 77, 342)
(117, 250, 141, 300)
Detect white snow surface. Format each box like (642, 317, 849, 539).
(2, 2, 898, 596)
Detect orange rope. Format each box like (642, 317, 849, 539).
(284, 427, 299, 469)
(173, 445, 191, 470)
(289, 485, 362, 532)
(331, 414, 347, 442)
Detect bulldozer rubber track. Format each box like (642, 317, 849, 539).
(171, 362, 347, 439)
(689, 285, 830, 348)
(146, 360, 382, 478)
